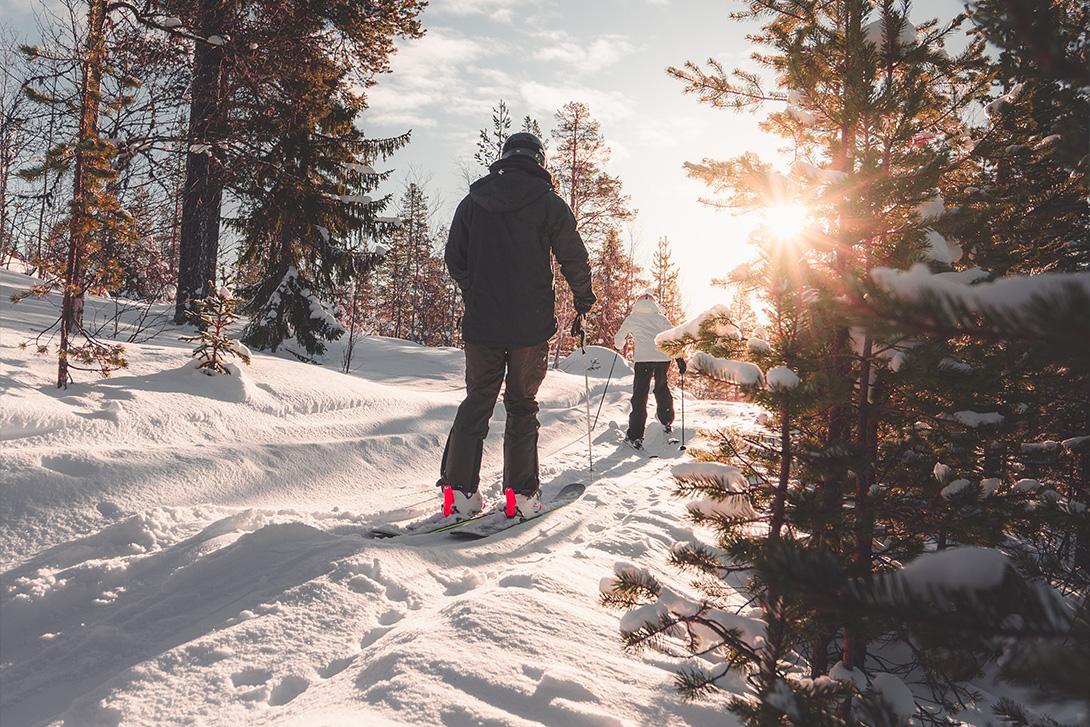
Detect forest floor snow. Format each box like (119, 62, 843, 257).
(1, 267, 762, 727)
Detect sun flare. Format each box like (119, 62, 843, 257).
(762, 203, 810, 241)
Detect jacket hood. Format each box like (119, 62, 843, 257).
(632, 296, 662, 315)
(469, 156, 555, 213)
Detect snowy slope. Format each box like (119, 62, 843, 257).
(1, 268, 764, 727)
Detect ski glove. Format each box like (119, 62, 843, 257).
(574, 293, 596, 315)
(676, 357, 687, 374)
(570, 313, 585, 339)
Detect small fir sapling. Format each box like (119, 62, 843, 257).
(180, 280, 251, 375)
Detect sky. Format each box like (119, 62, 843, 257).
(357, 0, 970, 316)
(359, 0, 792, 316)
(1, 0, 968, 317)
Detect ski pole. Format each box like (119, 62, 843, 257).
(579, 319, 594, 474)
(590, 348, 618, 431)
(679, 368, 686, 451)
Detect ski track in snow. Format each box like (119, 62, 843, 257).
(1, 269, 764, 727)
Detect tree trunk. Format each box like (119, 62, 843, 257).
(175, 0, 228, 324)
(835, 2, 866, 719)
(58, 0, 107, 388)
(843, 336, 875, 667)
(0, 119, 10, 262)
(769, 403, 792, 538)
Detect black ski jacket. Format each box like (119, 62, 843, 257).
(446, 155, 595, 348)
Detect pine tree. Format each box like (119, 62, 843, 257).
(520, 115, 545, 143)
(549, 101, 635, 364)
(15, 0, 138, 387)
(841, 2, 1090, 719)
(589, 227, 643, 348)
(550, 101, 634, 244)
(233, 90, 398, 358)
(649, 236, 684, 322)
(165, 0, 426, 324)
(474, 99, 512, 169)
(946, 0, 1088, 277)
(179, 278, 251, 374)
(600, 0, 1078, 722)
(371, 181, 436, 342)
(473, 99, 548, 170)
(231, 0, 423, 358)
(414, 241, 463, 347)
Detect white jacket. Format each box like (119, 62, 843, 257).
(614, 297, 673, 362)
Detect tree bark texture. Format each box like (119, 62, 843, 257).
(175, 0, 228, 324)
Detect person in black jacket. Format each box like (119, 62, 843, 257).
(439, 132, 595, 521)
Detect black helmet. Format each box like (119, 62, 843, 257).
(501, 132, 546, 166)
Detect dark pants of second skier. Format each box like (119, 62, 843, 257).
(440, 342, 549, 498)
(628, 361, 674, 440)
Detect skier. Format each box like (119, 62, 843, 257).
(614, 292, 686, 451)
(438, 132, 595, 521)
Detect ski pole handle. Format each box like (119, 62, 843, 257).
(570, 314, 586, 349)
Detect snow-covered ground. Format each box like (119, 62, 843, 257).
(1, 267, 763, 727)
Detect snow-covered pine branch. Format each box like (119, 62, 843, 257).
(655, 304, 743, 355)
(859, 265, 1090, 366)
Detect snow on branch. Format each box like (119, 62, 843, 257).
(344, 162, 377, 175)
(765, 366, 800, 391)
(914, 193, 944, 222)
(671, 462, 760, 521)
(327, 193, 373, 204)
(894, 546, 1009, 594)
(862, 265, 1090, 357)
(656, 304, 741, 351)
(985, 83, 1024, 117)
(690, 352, 764, 387)
(672, 462, 749, 489)
(871, 265, 1090, 319)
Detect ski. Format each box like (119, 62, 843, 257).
(447, 483, 586, 540)
(371, 503, 496, 539)
(370, 483, 586, 539)
(623, 438, 661, 458)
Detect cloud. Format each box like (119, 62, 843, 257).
(365, 27, 508, 129)
(1, 0, 57, 39)
(518, 81, 635, 127)
(533, 35, 635, 69)
(392, 27, 500, 75)
(626, 114, 710, 152)
(431, 0, 549, 24)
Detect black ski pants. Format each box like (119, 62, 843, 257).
(627, 360, 674, 440)
(439, 341, 550, 497)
